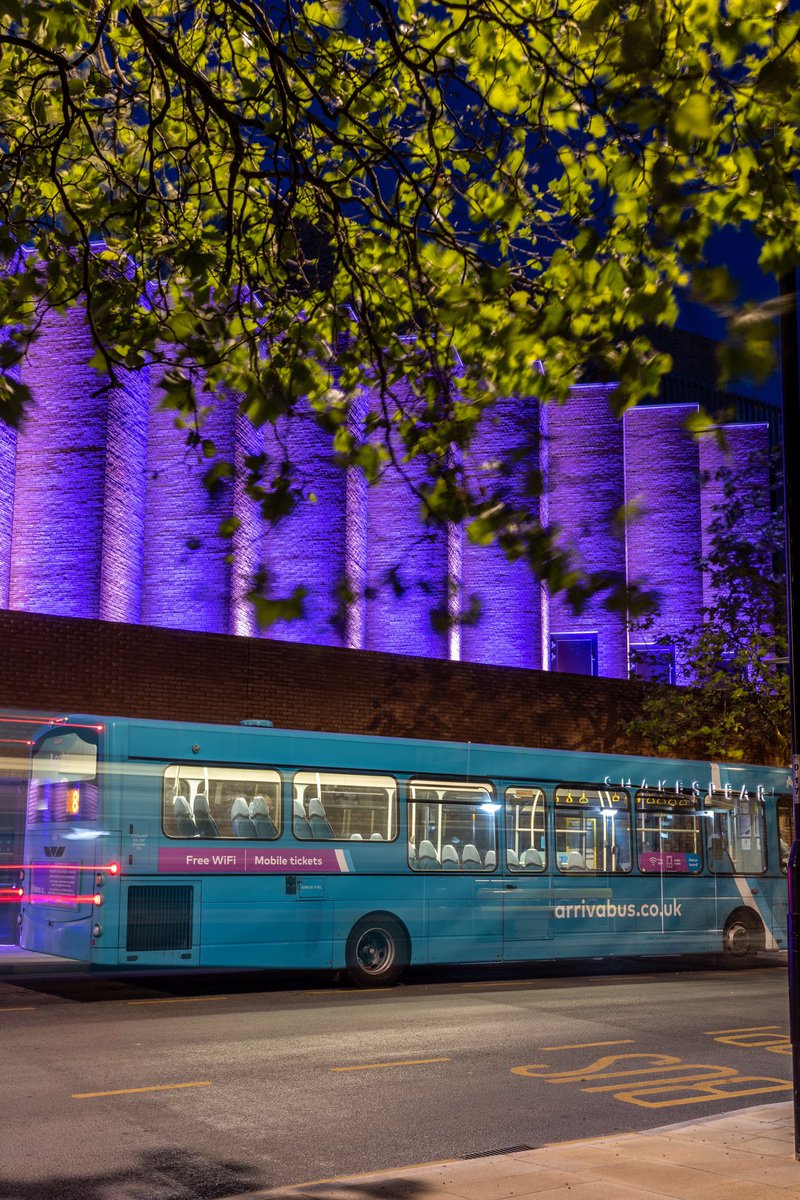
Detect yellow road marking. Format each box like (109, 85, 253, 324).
(704, 1025, 781, 1035)
(0, 1006, 35, 1013)
(458, 980, 539, 989)
(72, 1081, 212, 1098)
(126, 996, 228, 1006)
(543, 1040, 635, 1050)
(331, 1057, 450, 1072)
(304, 988, 396, 995)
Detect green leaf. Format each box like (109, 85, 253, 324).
(673, 92, 713, 141)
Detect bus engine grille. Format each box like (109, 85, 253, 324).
(126, 885, 193, 952)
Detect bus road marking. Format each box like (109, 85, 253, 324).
(72, 1081, 212, 1098)
(542, 1040, 635, 1050)
(704, 1025, 782, 1035)
(511, 1049, 792, 1109)
(0, 1006, 35, 1013)
(704, 1025, 790, 1055)
(331, 1057, 450, 1072)
(126, 996, 229, 1006)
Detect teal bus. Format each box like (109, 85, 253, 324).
(16, 714, 792, 985)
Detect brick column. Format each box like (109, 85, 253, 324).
(141, 364, 236, 633)
(364, 383, 448, 659)
(261, 399, 347, 647)
(461, 392, 543, 668)
(624, 404, 703, 683)
(547, 385, 628, 679)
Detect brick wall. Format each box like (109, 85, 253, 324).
(0, 607, 652, 755)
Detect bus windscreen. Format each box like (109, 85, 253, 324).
(27, 730, 99, 825)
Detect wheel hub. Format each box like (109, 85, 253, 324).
(357, 928, 395, 974)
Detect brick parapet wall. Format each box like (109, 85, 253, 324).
(0, 608, 649, 755)
(0, 610, 784, 763)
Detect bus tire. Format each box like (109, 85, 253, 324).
(345, 914, 409, 987)
(722, 910, 762, 967)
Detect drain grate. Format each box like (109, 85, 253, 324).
(462, 1145, 533, 1160)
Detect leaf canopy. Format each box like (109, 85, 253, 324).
(1, 0, 798, 611)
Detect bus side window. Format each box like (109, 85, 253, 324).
(408, 781, 497, 871)
(635, 792, 703, 874)
(292, 772, 397, 841)
(162, 765, 282, 839)
(554, 786, 631, 874)
(504, 787, 547, 872)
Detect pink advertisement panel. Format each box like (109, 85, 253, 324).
(638, 851, 701, 873)
(158, 846, 350, 874)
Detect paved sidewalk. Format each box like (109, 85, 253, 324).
(0, 944, 77, 974)
(235, 1102, 799, 1200)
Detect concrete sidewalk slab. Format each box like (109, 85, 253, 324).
(0, 944, 78, 973)
(230, 1102, 799, 1200)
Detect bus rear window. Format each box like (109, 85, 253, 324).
(27, 730, 99, 824)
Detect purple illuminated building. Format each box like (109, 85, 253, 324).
(0, 316, 775, 682)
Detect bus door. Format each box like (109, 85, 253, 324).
(409, 782, 503, 963)
(0, 780, 25, 944)
(773, 795, 793, 945)
(704, 787, 771, 946)
(501, 787, 553, 958)
(635, 791, 707, 950)
(20, 727, 104, 962)
(551, 786, 635, 956)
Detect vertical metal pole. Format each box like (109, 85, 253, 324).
(780, 269, 800, 1159)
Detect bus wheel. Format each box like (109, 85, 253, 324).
(345, 915, 408, 987)
(722, 911, 761, 967)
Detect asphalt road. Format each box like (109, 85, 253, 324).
(0, 956, 793, 1200)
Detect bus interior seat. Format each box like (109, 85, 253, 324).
(173, 795, 198, 837)
(308, 797, 335, 839)
(521, 846, 544, 869)
(408, 842, 417, 864)
(484, 849, 496, 869)
(293, 799, 313, 840)
(249, 795, 277, 839)
(441, 844, 460, 870)
(566, 849, 586, 871)
(192, 793, 220, 837)
(461, 844, 482, 871)
(350, 833, 363, 840)
(506, 847, 520, 869)
(231, 797, 257, 838)
(418, 839, 440, 869)
(369, 832, 383, 840)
